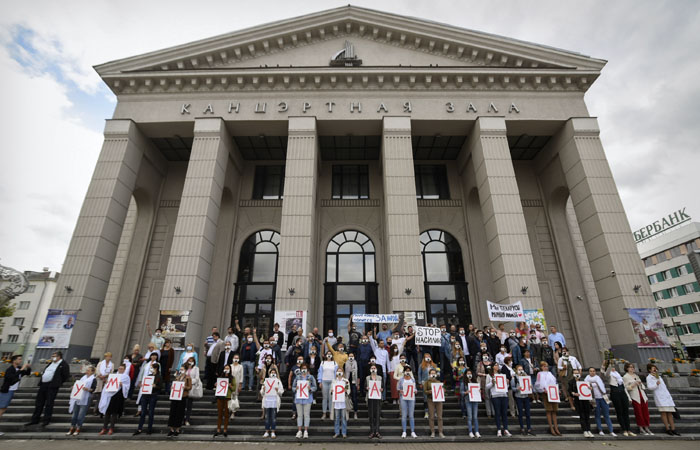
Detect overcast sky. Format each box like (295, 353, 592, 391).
(0, 0, 698, 272)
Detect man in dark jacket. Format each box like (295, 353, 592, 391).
(25, 351, 70, 427)
(0, 354, 31, 433)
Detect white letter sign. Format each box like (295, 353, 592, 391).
(333, 382, 346, 402)
(104, 374, 120, 393)
(264, 378, 277, 397)
(215, 378, 229, 397)
(577, 381, 592, 400)
(518, 376, 532, 394)
(71, 381, 86, 400)
(368, 380, 382, 400)
(401, 380, 415, 400)
(170, 381, 185, 400)
(494, 374, 508, 393)
(546, 384, 560, 403)
(431, 382, 445, 402)
(140, 375, 154, 395)
(296, 380, 309, 400)
(467, 383, 481, 402)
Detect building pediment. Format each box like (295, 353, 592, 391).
(96, 5, 605, 95)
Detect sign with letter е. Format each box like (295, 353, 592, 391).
(215, 378, 229, 397)
(296, 379, 310, 400)
(547, 384, 560, 403)
(467, 383, 481, 402)
(518, 376, 532, 395)
(431, 382, 445, 402)
(577, 381, 592, 400)
(414, 326, 441, 347)
(368, 380, 382, 400)
(140, 375, 154, 395)
(170, 381, 185, 400)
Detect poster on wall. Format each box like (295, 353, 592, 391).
(36, 309, 79, 348)
(628, 308, 670, 348)
(273, 310, 306, 350)
(523, 309, 547, 330)
(159, 310, 189, 350)
(398, 311, 427, 328)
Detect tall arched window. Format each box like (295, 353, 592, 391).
(324, 231, 378, 342)
(232, 230, 280, 334)
(421, 229, 469, 326)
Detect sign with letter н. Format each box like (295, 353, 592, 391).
(494, 374, 508, 393)
(577, 381, 592, 400)
(104, 374, 120, 393)
(215, 378, 229, 397)
(415, 326, 441, 346)
(140, 376, 154, 395)
(368, 380, 382, 400)
(296, 380, 310, 400)
(518, 376, 532, 395)
(170, 381, 185, 400)
(487, 300, 524, 321)
(401, 379, 416, 400)
(467, 383, 481, 402)
(546, 384, 560, 403)
(431, 382, 445, 402)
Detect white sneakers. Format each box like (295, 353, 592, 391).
(469, 432, 475, 438)
(503, 430, 512, 437)
(475, 432, 481, 438)
(295, 430, 303, 439)
(599, 431, 605, 436)
(584, 431, 594, 438)
(401, 432, 407, 438)
(263, 431, 270, 438)
(303, 430, 308, 439)
(497, 430, 502, 437)
(271, 432, 276, 439)
(610, 432, 617, 437)
(411, 432, 418, 438)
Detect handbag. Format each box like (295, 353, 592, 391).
(228, 397, 240, 412)
(190, 376, 203, 399)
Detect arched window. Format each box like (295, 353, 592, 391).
(324, 231, 378, 341)
(421, 229, 469, 326)
(233, 230, 280, 333)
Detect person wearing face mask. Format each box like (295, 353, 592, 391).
(511, 364, 534, 436)
(387, 344, 402, 405)
(603, 359, 634, 436)
(260, 367, 284, 438)
(258, 355, 278, 417)
(392, 354, 409, 416)
(134, 350, 160, 417)
(462, 369, 481, 438)
(304, 333, 321, 359)
(323, 329, 337, 355)
(224, 326, 240, 353)
(535, 361, 561, 436)
(398, 367, 417, 438)
(213, 364, 236, 437)
(318, 349, 338, 420)
(177, 342, 199, 369)
(454, 357, 468, 418)
(404, 326, 419, 374)
(287, 356, 305, 419)
(584, 367, 616, 437)
(146, 320, 166, 349)
(128, 345, 143, 399)
(646, 363, 679, 436)
(451, 341, 465, 372)
(25, 351, 70, 427)
(228, 355, 243, 418)
(330, 368, 350, 438)
(557, 347, 581, 411)
(376, 323, 392, 343)
(486, 329, 501, 359)
(348, 320, 362, 355)
(569, 368, 593, 437)
(217, 341, 236, 377)
(367, 330, 389, 400)
(98, 363, 131, 435)
(205, 332, 225, 391)
(623, 363, 652, 435)
(326, 337, 349, 368)
(423, 368, 445, 438)
(439, 325, 453, 389)
(293, 363, 317, 438)
(357, 335, 374, 393)
(184, 356, 202, 425)
(419, 353, 438, 419)
(167, 364, 192, 437)
(306, 347, 321, 379)
(365, 363, 383, 438)
(285, 339, 305, 379)
(160, 340, 175, 391)
(240, 333, 258, 391)
(506, 330, 519, 354)
(476, 349, 494, 418)
(495, 345, 511, 367)
(92, 352, 113, 416)
(66, 365, 96, 436)
(512, 337, 529, 369)
(133, 362, 163, 436)
(345, 352, 359, 419)
(502, 356, 518, 417)
(486, 364, 512, 437)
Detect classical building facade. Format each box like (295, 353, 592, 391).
(43, 6, 667, 365)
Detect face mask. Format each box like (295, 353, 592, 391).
(459, 361, 465, 366)
(477, 334, 483, 339)
(301, 369, 307, 374)
(224, 370, 230, 374)
(518, 370, 524, 375)
(225, 347, 231, 351)
(297, 360, 304, 365)
(352, 326, 357, 331)
(179, 369, 185, 375)
(441, 329, 446, 333)
(450, 338, 455, 343)
(155, 333, 161, 337)
(370, 360, 376, 364)
(574, 373, 580, 379)
(563, 352, 569, 357)
(336, 372, 342, 377)
(247, 338, 253, 343)
(371, 368, 377, 373)
(394, 335, 399, 340)
(404, 373, 411, 378)
(467, 373, 473, 379)
(266, 359, 272, 364)
(430, 373, 437, 378)
(480, 347, 487, 352)
(349, 356, 354, 361)
(123, 359, 129, 364)
(310, 352, 316, 356)
(400, 359, 406, 364)
(509, 333, 515, 337)
(186, 346, 193, 351)
(271, 373, 277, 378)
(455, 345, 461, 350)
(394, 350, 399, 354)
(264, 344, 270, 349)
(233, 359, 239, 363)
(52, 357, 58, 362)
(460, 330, 465, 335)
(150, 369, 156, 375)
(491, 333, 496, 337)
(338, 347, 345, 353)
(500, 348, 506, 353)
(425, 357, 431, 362)
(327, 354, 333, 360)
(328, 332, 334, 337)
(361, 340, 368, 344)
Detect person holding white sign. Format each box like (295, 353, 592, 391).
(585, 367, 616, 437)
(568, 369, 593, 438)
(511, 364, 535, 436)
(331, 368, 350, 438)
(422, 368, 445, 438)
(535, 361, 561, 436)
(66, 365, 96, 436)
(461, 369, 481, 438)
(260, 367, 284, 438)
(397, 367, 417, 438)
(213, 365, 236, 437)
(166, 365, 192, 437)
(133, 362, 163, 436)
(365, 364, 383, 439)
(98, 363, 131, 435)
(292, 363, 317, 439)
(486, 364, 511, 436)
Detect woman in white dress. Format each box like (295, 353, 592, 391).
(645, 363, 680, 436)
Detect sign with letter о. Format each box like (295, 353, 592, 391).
(170, 381, 185, 400)
(104, 374, 120, 393)
(494, 374, 508, 393)
(577, 381, 592, 400)
(467, 383, 481, 402)
(140, 375, 154, 395)
(518, 376, 532, 395)
(368, 379, 382, 400)
(431, 382, 445, 402)
(296, 379, 310, 400)
(414, 326, 441, 347)
(546, 384, 560, 403)
(215, 378, 229, 397)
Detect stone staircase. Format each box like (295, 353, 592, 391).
(1, 383, 699, 442)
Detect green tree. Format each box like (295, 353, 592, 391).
(0, 302, 16, 334)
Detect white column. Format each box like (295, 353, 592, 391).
(381, 116, 425, 312)
(275, 117, 318, 321)
(467, 117, 542, 309)
(159, 117, 232, 348)
(50, 120, 145, 358)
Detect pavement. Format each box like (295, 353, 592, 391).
(0, 439, 698, 449)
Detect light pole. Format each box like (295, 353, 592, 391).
(15, 325, 39, 361)
(670, 319, 687, 360)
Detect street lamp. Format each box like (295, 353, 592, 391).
(15, 325, 39, 361)
(670, 319, 687, 360)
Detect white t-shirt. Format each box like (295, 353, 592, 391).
(321, 361, 336, 381)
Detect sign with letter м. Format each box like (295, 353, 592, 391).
(104, 374, 120, 393)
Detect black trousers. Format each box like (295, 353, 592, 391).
(368, 399, 382, 434)
(610, 385, 631, 431)
(205, 357, 216, 390)
(31, 382, 59, 424)
(576, 399, 592, 432)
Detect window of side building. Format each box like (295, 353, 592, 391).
(332, 165, 369, 199)
(252, 165, 285, 199)
(670, 246, 682, 258)
(414, 165, 450, 199)
(18, 301, 30, 310)
(7, 335, 18, 343)
(12, 317, 24, 326)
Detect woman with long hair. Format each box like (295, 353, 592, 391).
(646, 363, 680, 436)
(133, 362, 163, 436)
(184, 356, 202, 426)
(419, 353, 438, 419)
(98, 364, 130, 435)
(604, 360, 634, 436)
(623, 363, 652, 435)
(462, 369, 480, 438)
(213, 364, 236, 437)
(423, 367, 445, 438)
(167, 364, 192, 437)
(261, 366, 284, 438)
(66, 365, 96, 436)
(388, 343, 401, 404)
(535, 361, 561, 436)
(486, 364, 511, 437)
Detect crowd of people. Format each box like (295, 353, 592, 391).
(0, 318, 683, 439)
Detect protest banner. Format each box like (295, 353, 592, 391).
(414, 326, 441, 346)
(352, 313, 400, 323)
(487, 300, 524, 321)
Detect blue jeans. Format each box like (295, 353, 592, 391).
(264, 407, 277, 430)
(322, 380, 332, 413)
(334, 409, 347, 435)
(515, 396, 531, 430)
(70, 404, 89, 427)
(492, 396, 509, 430)
(594, 398, 614, 433)
(242, 361, 255, 390)
(400, 399, 415, 433)
(138, 394, 158, 432)
(466, 401, 479, 434)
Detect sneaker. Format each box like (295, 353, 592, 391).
(583, 432, 589, 438)
(303, 430, 309, 439)
(497, 430, 502, 437)
(424, 412, 429, 419)
(623, 431, 629, 436)
(411, 432, 418, 438)
(263, 431, 270, 438)
(296, 430, 303, 439)
(504, 430, 512, 437)
(439, 432, 445, 438)
(475, 432, 481, 438)
(401, 432, 407, 438)
(430, 432, 435, 438)
(469, 432, 475, 438)
(628, 431, 636, 436)
(333, 434, 339, 439)
(647, 429, 654, 436)
(184, 421, 190, 426)
(599, 431, 605, 436)
(611, 432, 617, 437)
(270, 432, 276, 439)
